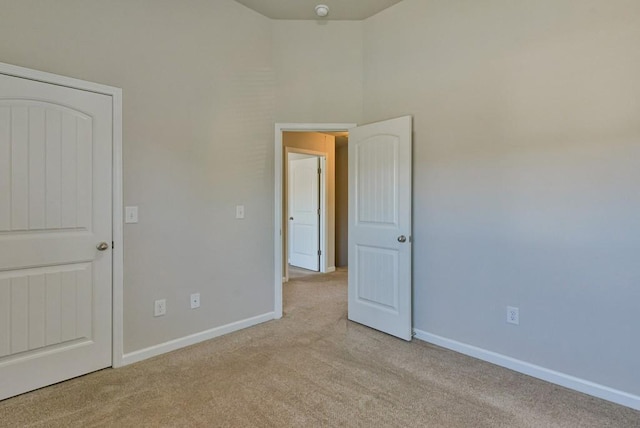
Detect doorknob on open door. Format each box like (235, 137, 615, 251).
(97, 242, 109, 251)
(397, 235, 407, 243)
(289, 217, 294, 220)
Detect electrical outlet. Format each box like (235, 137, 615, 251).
(154, 299, 166, 317)
(507, 306, 519, 325)
(190, 293, 200, 309)
(236, 205, 245, 219)
(125, 206, 139, 223)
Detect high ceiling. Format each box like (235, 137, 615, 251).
(234, 0, 403, 20)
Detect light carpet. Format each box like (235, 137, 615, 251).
(1, 267, 639, 427)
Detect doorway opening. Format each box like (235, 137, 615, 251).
(275, 117, 413, 340)
(274, 123, 356, 319)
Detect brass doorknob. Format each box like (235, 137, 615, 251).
(97, 242, 110, 251)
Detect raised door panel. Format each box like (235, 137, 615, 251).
(0, 102, 92, 234)
(0, 264, 93, 358)
(356, 135, 399, 227)
(355, 245, 399, 313)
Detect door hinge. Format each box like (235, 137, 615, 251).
(112, 241, 114, 249)
(318, 167, 321, 174)
(318, 208, 320, 216)
(318, 250, 322, 256)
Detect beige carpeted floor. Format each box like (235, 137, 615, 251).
(1, 267, 639, 427)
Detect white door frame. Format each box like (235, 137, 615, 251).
(274, 123, 356, 319)
(0, 62, 124, 367)
(285, 149, 326, 280)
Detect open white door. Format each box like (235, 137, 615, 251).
(288, 156, 320, 271)
(0, 72, 113, 399)
(348, 116, 412, 340)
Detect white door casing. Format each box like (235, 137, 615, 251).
(288, 156, 320, 271)
(0, 72, 113, 399)
(348, 116, 412, 341)
(274, 123, 356, 318)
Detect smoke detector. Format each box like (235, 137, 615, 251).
(315, 4, 329, 17)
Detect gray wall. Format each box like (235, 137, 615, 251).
(273, 20, 363, 124)
(0, 0, 276, 353)
(0, 1, 365, 356)
(364, 0, 640, 395)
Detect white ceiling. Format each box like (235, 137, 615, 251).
(234, 0, 403, 20)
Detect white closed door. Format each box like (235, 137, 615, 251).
(288, 156, 320, 271)
(0, 73, 113, 400)
(348, 116, 412, 340)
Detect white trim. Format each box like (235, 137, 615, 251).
(0, 62, 125, 369)
(413, 329, 640, 411)
(110, 87, 124, 368)
(0, 62, 121, 95)
(319, 156, 327, 273)
(274, 123, 356, 319)
(121, 312, 275, 366)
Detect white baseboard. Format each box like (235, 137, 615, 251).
(119, 312, 275, 366)
(326, 266, 336, 273)
(413, 329, 640, 411)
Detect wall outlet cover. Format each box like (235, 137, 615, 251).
(125, 206, 139, 223)
(507, 306, 519, 325)
(190, 293, 200, 309)
(154, 299, 166, 317)
(235, 205, 245, 219)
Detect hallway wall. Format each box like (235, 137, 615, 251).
(335, 140, 349, 267)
